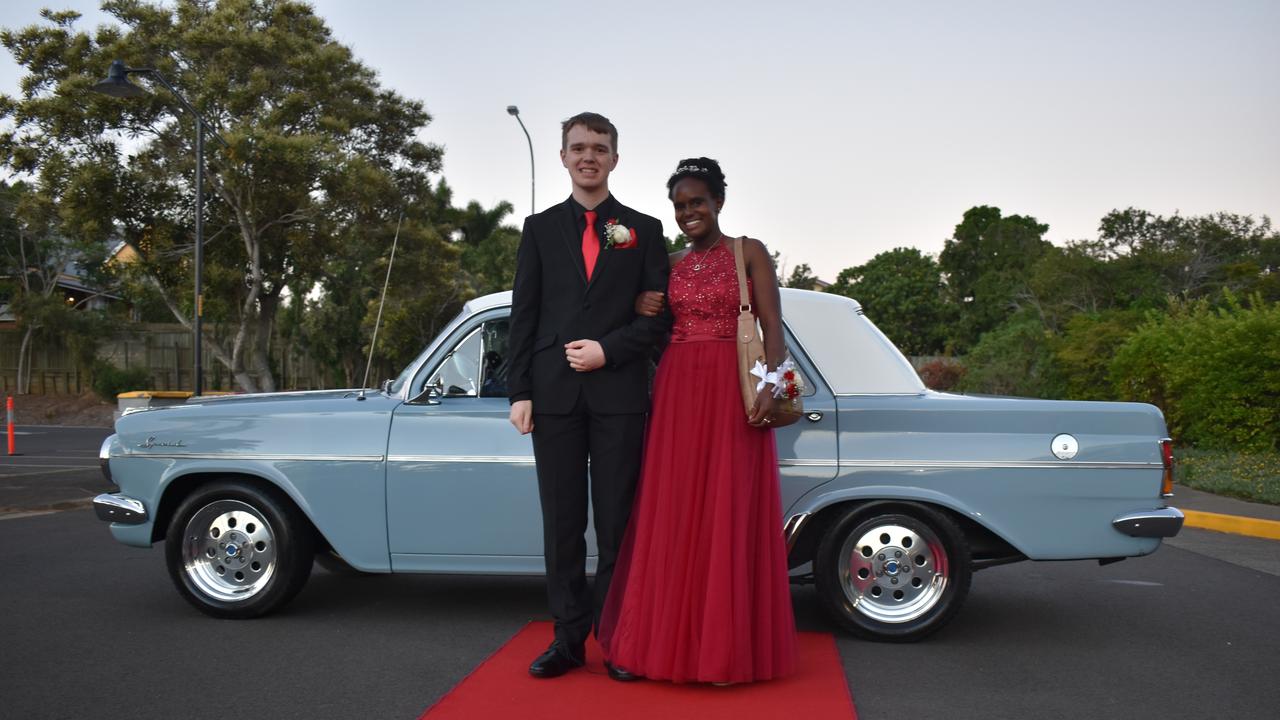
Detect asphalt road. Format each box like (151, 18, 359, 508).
(0, 425, 115, 515)
(2, 428, 1278, 719)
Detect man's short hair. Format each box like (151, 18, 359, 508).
(561, 112, 618, 153)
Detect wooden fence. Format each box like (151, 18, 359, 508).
(0, 324, 325, 395)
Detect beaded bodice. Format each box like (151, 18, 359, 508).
(669, 240, 752, 341)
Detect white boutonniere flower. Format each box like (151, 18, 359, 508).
(604, 218, 637, 249)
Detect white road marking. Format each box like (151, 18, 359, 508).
(0, 509, 59, 521)
(0, 467, 102, 478)
(1104, 579, 1164, 587)
(0, 463, 100, 468)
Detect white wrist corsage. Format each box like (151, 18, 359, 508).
(750, 357, 804, 400)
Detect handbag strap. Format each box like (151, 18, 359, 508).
(731, 236, 750, 312)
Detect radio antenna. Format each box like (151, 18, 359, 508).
(358, 209, 404, 400)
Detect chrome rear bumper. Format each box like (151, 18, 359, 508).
(1112, 507, 1184, 538)
(93, 494, 148, 525)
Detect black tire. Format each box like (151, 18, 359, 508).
(164, 480, 314, 619)
(814, 502, 971, 642)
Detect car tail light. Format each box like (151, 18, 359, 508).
(1159, 438, 1174, 498)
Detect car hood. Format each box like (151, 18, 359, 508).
(112, 389, 402, 460)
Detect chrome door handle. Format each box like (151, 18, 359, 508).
(805, 411, 823, 422)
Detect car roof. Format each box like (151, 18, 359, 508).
(465, 288, 923, 395)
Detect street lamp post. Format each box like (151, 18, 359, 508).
(93, 60, 228, 396)
(506, 105, 534, 216)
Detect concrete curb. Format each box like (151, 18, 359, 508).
(1182, 510, 1280, 541)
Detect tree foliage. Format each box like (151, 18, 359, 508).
(784, 262, 818, 289)
(1, 179, 119, 392)
(828, 247, 949, 355)
(1, 0, 448, 392)
(938, 205, 1051, 350)
(1110, 294, 1280, 451)
(954, 311, 1058, 398)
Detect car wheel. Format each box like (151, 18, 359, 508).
(165, 480, 314, 619)
(814, 502, 971, 642)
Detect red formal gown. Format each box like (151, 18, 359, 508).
(598, 240, 798, 683)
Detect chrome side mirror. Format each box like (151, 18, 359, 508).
(409, 385, 443, 406)
(380, 379, 393, 394)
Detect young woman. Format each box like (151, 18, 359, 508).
(598, 158, 798, 684)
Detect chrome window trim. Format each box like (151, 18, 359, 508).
(779, 459, 839, 467)
(779, 321, 831, 398)
(834, 392, 929, 398)
(377, 456, 1157, 470)
(837, 459, 1162, 470)
(115, 453, 385, 462)
(388, 454, 536, 464)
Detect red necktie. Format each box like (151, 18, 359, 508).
(582, 209, 599, 281)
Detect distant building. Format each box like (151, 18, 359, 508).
(0, 239, 132, 327)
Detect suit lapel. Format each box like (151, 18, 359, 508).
(555, 200, 588, 287)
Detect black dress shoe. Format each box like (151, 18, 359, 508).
(528, 641, 585, 679)
(605, 661, 640, 682)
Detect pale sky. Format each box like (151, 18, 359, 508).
(3, 0, 1278, 280)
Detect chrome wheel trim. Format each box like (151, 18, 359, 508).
(838, 519, 949, 624)
(180, 499, 277, 603)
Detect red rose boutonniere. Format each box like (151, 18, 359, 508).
(604, 218, 637, 249)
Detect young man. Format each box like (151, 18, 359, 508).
(507, 112, 669, 680)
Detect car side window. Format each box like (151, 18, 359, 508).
(422, 318, 511, 400)
(479, 318, 510, 398)
(427, 327, 482, 397)
(785, 341, 817, 398)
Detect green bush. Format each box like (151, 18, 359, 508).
(1110, 293, 1280, 451)
(1052, 309, 1143, 401)
(91, 361, 153, 403)
(955, 312, 1059, 397)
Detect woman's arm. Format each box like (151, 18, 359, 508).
(634, 250, 689, 316)
(743, 236, 784, 425)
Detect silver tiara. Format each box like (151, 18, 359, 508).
(673, 165, 710, 174)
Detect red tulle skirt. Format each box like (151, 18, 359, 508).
(598, 338, 798, 683)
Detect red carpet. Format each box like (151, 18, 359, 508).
(419, 622, 857, 720)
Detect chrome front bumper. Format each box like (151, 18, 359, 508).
(1112, 507, 1184, 538)
(93, 494, 148, 525)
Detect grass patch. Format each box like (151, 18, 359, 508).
(1175, 448, 1280, 506)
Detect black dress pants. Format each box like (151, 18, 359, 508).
(531, 390, 645, 650)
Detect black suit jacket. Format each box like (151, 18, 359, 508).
(507, 196, 670, 415)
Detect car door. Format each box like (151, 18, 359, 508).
(775, 328, 840, 515)
(385, 309, 599, 574)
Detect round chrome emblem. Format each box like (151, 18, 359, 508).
(225, 543, 239, 557)
(1051, 434, 1079, 460)
(884, 560, 900, 575)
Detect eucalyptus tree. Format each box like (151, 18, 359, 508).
(1, 1, 449, 392)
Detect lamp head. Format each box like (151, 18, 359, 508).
(92, 60, 147, 98)
(506, 105, 519, 116)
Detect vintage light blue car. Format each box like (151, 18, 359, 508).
(95, 289, 1184, 641)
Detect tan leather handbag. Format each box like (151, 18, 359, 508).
(731, 237, 802, 427)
